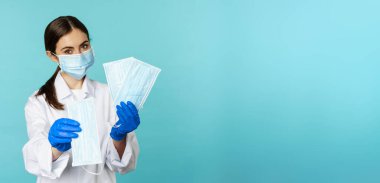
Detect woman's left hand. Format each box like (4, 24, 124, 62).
(110, 101, 140, 141)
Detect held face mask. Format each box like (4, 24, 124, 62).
(53, 48, 95, 80)
(67, 97, 103, 169)
(103, 57, 161, 109)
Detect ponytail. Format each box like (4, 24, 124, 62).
(35, 66, 64, 110)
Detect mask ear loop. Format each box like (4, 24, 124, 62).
(50, 51, 61, 67)
(80, 163, 105, 175)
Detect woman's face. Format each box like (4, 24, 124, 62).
(47, 28, 91, 63)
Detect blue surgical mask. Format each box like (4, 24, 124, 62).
(53, 48, 95, 80)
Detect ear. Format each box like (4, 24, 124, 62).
(46, 51, 59, 63)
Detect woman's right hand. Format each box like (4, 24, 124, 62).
(48, 118, 82, 153)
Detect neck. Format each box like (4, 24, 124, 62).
(60, 72, 84, 89)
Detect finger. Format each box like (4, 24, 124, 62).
(116, 105, 128, 119)
(50, 136, 72, 143)
(116, 105, 122, 111)
(116, 109, 128, 122)
(133, 117, 140, 128)
(113, 119, 122, 127)
(118, 102, 132, 118)
(56, 131, 79, 138)
(60, 125, 82, 132)
(116, 105, 125, 116)
(131, 121, 138, 130)
(60, 118, 80, 126)
(135, 116, 141, 126)
(121, 102, 133, 116)
(127, 101, 138, 115)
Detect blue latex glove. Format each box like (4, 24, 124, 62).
(48, 118, 82, 152)
(110, 101, 140, 141)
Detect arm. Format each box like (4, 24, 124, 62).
(22, 97, 70, 179)
(105, 101, 140, 174)
(113, 138, 126, 159)
(106, 131, 140, 174)
(52, 147, 63, 161)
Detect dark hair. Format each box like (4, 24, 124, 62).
(35, 16, 90, 110)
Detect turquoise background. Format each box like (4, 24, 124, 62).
(1, 0, 380, 182)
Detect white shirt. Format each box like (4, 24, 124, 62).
(22, 72, 139, 183)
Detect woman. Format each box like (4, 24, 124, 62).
(22, 16, 140, 182)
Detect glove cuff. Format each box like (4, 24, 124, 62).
(110, 128, 127, 141)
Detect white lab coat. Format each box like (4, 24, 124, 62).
(22, 72, 139, 183)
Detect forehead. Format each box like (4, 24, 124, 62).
(56, 28, 88, 49)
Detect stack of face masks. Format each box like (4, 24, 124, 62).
(103, 57, 161, 109)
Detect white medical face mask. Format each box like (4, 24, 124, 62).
(53, 48, 95, 80)
(68, 97, 104, 175)
(103, 57, 161, 109)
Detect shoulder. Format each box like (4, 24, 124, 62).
(25, 90, 48, 112)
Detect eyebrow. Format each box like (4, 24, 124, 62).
(60, 40, 89, 51)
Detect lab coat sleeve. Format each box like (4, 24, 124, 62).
(22, 96, 70, 179)
(105, 131, 139, 174)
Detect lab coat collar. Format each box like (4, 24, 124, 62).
(54, 71, 95, 101)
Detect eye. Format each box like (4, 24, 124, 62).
(82, 44, 89, 49)
(64, 49, 73, 54)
